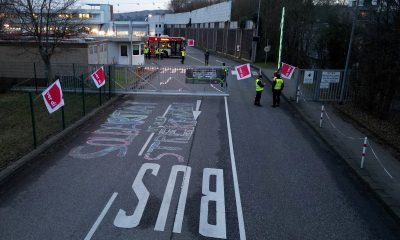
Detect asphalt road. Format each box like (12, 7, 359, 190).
(0, 47, 399, 240)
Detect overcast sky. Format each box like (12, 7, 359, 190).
(79, 0, 170, 13)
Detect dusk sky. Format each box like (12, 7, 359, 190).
(79, 0, 170, 13)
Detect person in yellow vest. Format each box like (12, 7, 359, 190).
(181, 48, 186, 64)
(272, 72, 284, 107)
(144, 46, 149, 59)
(254, 75, 265, 106)
(155, 47, 159, 60)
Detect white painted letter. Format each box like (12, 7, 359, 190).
(113, 163, 160, 228)
(199, 168, 226, 239)
(154, 165, 191, 233)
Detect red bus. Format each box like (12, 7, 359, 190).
(146, 36, 186, 58)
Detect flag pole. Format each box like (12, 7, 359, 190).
(277, 7, 285, 69)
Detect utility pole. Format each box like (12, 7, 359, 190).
(340, 0, 359, 104)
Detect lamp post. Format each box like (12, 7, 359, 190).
(251, 0, 261, 62)
(340, 0, 359, 104)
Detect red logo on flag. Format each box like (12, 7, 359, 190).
(187, 39, 195, 47)
(281, 63, 296, 79)
(91, 67, 105, 88)
(42, 79, 64, 114)
(235, 64, 252, 80)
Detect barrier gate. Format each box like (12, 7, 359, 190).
(112, 65, 229, 96)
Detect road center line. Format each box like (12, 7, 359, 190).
(138, 105, 172, 156)
(224, 96, 246, 240)
(84, 192, 118, 240)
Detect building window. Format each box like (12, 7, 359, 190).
(121, 45, 128, 56)
(132, 44, 139, 55)
(93, 45, 98, 53)
(89, 46, 93, 54)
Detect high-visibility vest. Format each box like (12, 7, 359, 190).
(144, 48, 149, 54)
(155, 48, 159, 54)
(256, 79, 264, 91)
(181, 50, 186, 57)
(274, 78, 284, 90)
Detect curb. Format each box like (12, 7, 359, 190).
(0, 95, 123, 185)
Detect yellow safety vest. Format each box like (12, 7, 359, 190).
(155, 48, 159, 54)
(144, 48, 149, 54)
(274, 78, 283, 90)
(256, 79, 264, 91)
(181, 51, 186, 57)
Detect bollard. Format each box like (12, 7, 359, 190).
(319, 105, 325, 128)
(296, 86, 300, 103)
(360, 137, 368, 168)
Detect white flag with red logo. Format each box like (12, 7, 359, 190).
(235, 64, 252, 80)
(91, 66, 105, 88)
(281, 63, 296, 79)
(42, 79, 64, 114)
(187, 39, 195, 47)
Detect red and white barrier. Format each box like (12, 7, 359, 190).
(360, 137, 368, 168)
(319, 105, 325, 128)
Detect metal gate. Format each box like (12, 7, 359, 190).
(112, 65, 229, 96)
(291, 69, 351, 102)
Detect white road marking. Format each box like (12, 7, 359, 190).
(84, 192, 118, 240)
(252, 71, 258, 75)
(216, 60, 224, 64)
(114, 163, 160, 228)
(154, 165, 192, 233)
(199, 168, 226, 239)
(138, 105, 172, 156)
(231, 70, 237, 75)
(160, 77, 172, 85)
(192, 100, 202, 120)
(224, 96, 247, 240)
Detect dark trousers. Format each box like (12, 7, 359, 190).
(205, 58, 209, 65)
(254, 91, 262, 105)
(272, 89, 282, 106)
(181, 56, 185, 64)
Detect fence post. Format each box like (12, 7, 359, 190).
(33, 62, 38, 94)
(28, 92, 37, 148)
(61, 106, 66, 130)
(108, 65, 112, 98)
(319, 105, 325, 128)
(99, 86, 102, 106)
(73, 63, 77, 94)
(296, 86, 300, 103)
(360, 137, 368, 168)
(81, 74, 86, 116)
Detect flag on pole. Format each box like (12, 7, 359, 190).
(187, 39, 195, 47)
(91, 66, 106, 88)
(235, 64, 252, 80)
(42, 79, 64, 114)
(281, 63, 296, 79)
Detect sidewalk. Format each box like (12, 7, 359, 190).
(259, 67, 400, 221)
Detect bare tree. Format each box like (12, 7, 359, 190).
(0, 0, 11, 31)
(6, 0, 82, 81)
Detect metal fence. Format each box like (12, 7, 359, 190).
(284, 68, 352, 102)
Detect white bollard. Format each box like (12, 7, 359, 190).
(360, 137, 368, 168)
(319, 105, 325, 128)
(296, 86, 300, 103)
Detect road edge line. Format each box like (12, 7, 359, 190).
(224, 96, 246, 240)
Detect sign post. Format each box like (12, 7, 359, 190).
(264, 43, 271, 65)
